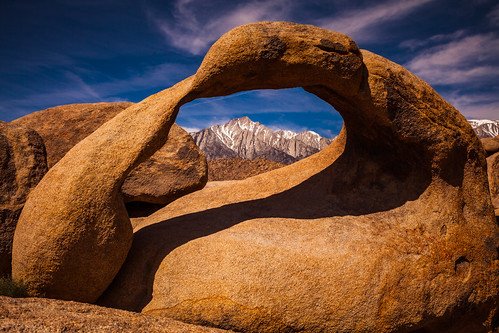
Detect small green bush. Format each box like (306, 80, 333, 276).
(0, 277, 28, 297)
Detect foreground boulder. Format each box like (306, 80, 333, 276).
(13, 21, 497, 332)
(0, 122, 47, 276)
(0, 296, 230, 333)
(12, 102, 207, 205)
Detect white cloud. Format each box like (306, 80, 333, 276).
(317, 0, 434, 42)
(149, 0, 293, 55)
(405, 33, 499, 85)
(149, 0, 434, 54)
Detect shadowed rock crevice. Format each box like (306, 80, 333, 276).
(0, 123, 47, 277)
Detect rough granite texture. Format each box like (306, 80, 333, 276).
(0, 122, 47, 277)
(0, 296, 230, 333)
(12, 22, 498, 332)
(481, 136, 499, 157)
(12, 102, 207, 205)
(487, 152, 499, 217)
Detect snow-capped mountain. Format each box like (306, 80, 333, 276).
(191, 117, 333, 164)
(468, 119, 499, 138)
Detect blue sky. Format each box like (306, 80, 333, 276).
(0, 0, 498, 137)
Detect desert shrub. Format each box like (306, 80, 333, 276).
(0, 277, 27, 297)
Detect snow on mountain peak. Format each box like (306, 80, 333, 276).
(467, 119, 499, 138)
(191, 117, 334, 163)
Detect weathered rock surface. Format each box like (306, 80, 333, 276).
(0, 122, 47, 277)
(11, 102, 133, 167)
(481, 135, 499, 157)
(12, 21, 498, 332)
(12, 102, 207, 205)
(0, 296, 231, 333)
(208, 157, 285, 181)
(487, 152, 499, 217)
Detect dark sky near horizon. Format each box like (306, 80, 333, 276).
(0, 0, 498, 137)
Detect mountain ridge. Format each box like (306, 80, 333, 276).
(191, 116, 333, 164)
(467, 119, 499, 138)
(189, 117, 499, 164)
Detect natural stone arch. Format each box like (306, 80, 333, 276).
(12, 22, 497, 331)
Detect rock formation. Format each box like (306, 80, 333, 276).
(0, 122, 47, 277)
(0, 296, 230, 333)
(481, 135, 499, 157)
(191, 116, 333, 163)
(12, 102, 207, 205)
(11, 102, 133, 167)
(12, 21, 498, 332)
(487, 152, 499, 217)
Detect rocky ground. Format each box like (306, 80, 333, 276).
(208, 157, 285, 181)
(0, 296, 230, 333)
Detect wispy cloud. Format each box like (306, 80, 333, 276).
(488, 3, 499, 26)
(149, 0, 435, 54)
(149, 0, 293, 55)
(444, 91, 499, 119)
(94, 62, 193, 95)
(64, 71, 102, 100)
(181, 88, 332, 116)
(0, 61, 193, 121)
(405, 32, 499, 85)
(317, 0, 434, 42)
(399, 29, 467, 50)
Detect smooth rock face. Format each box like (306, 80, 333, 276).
(487, 152, 499, 217)
(12, 21, 498, 332)
(12, 102, 208, 205)
(0, 122, 47, 276)
(481, 135, 499, 157)
(0, 296, 231, 333)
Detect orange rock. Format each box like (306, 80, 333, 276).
(12, 22, 498, 332)
(487, 152, 499, 217)
(481, 135, 499, 157)
(0, 122, 47, 276)
(13, 102, 207, 205)
(0, 296, 231, 333)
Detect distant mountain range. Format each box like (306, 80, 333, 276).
(191, 117, 333, 164)
(468, 119, 499, 138)
(189, 117, 499, 164)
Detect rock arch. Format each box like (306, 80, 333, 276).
(12, 22, 497, 331)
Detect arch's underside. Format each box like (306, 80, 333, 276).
(12, 22, 498, 332)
